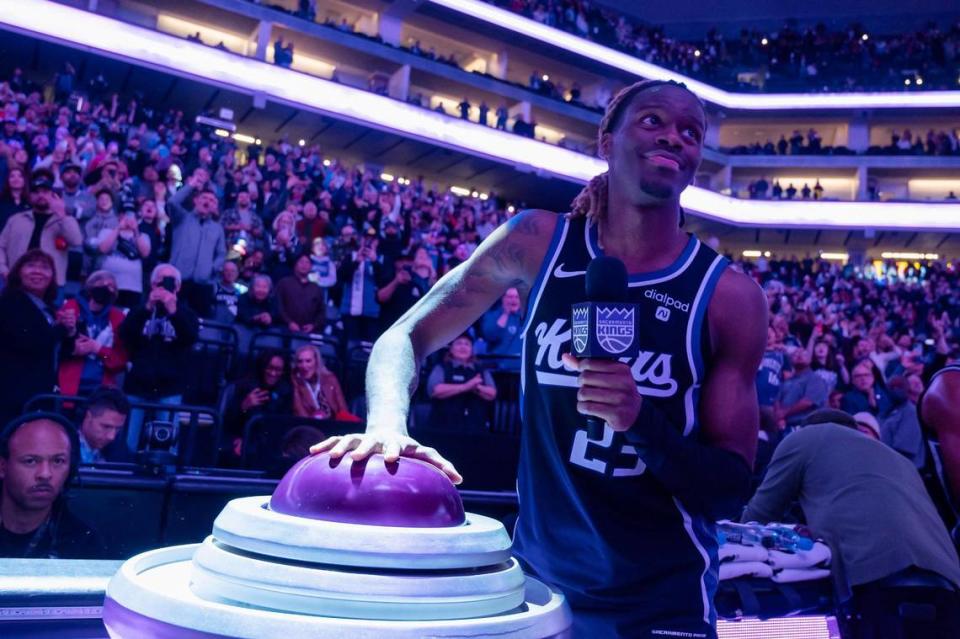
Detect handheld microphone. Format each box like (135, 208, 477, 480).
(570, 256, 640, 441)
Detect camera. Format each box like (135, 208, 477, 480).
(161, 276, 177, 293)
(145, 420, 178, 452)
(136, 420, 179, 476)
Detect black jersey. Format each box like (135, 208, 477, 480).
(513, 214, 729, 635)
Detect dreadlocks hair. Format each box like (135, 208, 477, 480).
(569, 79, 704, 234)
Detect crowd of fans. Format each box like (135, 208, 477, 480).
(744, 177, 825, 200)
(724, 128, 960, 158)
(489, 1, 960, 92)
(0, 66, 959, 579)
(746, 255, 960, 476)
(254, 0, 960, 96)
(229, 6, 960, 158)
(0, 69, 520, 453)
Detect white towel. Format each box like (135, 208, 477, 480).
(720, 561, 774, 581)
(771, 568, 832, 583)
(767, 543, 832, 570)
(719, 544, 769, 564)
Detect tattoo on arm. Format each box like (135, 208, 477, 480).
(438, 211, 542, 311)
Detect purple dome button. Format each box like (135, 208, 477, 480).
(270, 453, 466, 528)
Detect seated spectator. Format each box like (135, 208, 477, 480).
(810, 338, 847, 395)
(266, 424, 326, 478)
(119, 263, 199, 451)
(756, 326, 792, 408)
(58, 270, 128, 397)
(480, 287, 523, 357)
(0, 413, 103, 558)
(828, 389, 845, 410)
(0, 250, 77, 425)
(774, 348, 827, 429)
(427, 334, 496, 432)
(842, 359, 894, 418)
(0, 169, 82, 290)
(239, 248, 266, 288)
(291, 345, 354, 421)
(78, 386, 131, 464)
(238, 274, 278, 329)
(96, 210, 150, 308)
(852, 411, 882, 440)
(276, 252, 325, 334)
(211, 261, 242, 324)
(224, 349, 293, 458)
(743, 409, 960, 638)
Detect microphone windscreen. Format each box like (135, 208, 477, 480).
(585, 256, 629, 302)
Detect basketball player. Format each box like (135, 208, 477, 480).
(920, 365, 960, 533)
(312, 80, 767, 637)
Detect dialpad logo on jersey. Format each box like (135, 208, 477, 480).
(595, 306, 635, 354)
(533, 319, 678, 396)
(644, 288, 691, 313)
(571, 306, 589, 354)
(655, 306, 671, 322)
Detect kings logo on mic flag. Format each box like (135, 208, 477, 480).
(570, 302, 640, 359)
(596, 306, 636, 354)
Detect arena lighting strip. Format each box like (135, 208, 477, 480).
(3, 1, 960, 231)
(426, 0, 960, 111)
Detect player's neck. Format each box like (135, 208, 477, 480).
(600, 193, 687, 272)
(0, 496, 51, 535)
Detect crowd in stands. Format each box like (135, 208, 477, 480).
(0, 66, 959, 577)
(190, 8, 958, 159)
(745, 255, 960, 477)
(745, 177, 825, 201)
(724, 128, 960, 158)
(488, 1, 960, 92)
(0, 69, 519, 458)
(254, 0, 960, 96)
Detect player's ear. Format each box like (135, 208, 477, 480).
(598, 131, 613, 161)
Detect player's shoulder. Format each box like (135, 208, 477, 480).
(712, 264, 766, 314)
(503, 208, 563, 237)
(500, 208, 564, 261)
(708, 264, 768, 355)
(922, 366, 960, 420)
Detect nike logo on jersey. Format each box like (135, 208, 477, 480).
(552, 263, 586, 278)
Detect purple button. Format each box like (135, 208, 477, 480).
(270, 453, 466, 528)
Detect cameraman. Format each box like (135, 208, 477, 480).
(338, 227, 382, 344)
(118, 264, 198, 452)
(377, 251, 429, 334)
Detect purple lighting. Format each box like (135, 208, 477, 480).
(270, 453, 467, 528)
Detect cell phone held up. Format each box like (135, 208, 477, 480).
(161, 276, 177, 293)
